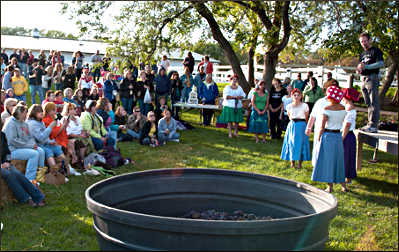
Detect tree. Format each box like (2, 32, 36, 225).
(319, 1, 398, 103)
(1, 26, 31, 36)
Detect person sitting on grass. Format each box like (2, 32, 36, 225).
(42, 90, 55, 106)
(54, 90, 64, 114)
(126, 106, 147, 140)
(5, 88, 14, 99)
(80, 100, 115, 151)
(88, 84, 100, 101)
(158, 108, 180, 143)
(63, 88, 78, 106)
(280, 88, 311, 169)
(1, 125, 45, 207)
(139, 111, 164, 147)
(1, 97, 18, 123)
(114, 106, 132, 142)
(154, 96, 168, 124)
(72, 88, 85, 116)
(96, 98, 119, 150)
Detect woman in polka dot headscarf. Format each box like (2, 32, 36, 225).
(311, 86, 348, 193)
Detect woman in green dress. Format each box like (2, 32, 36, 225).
(248, 81, 269, 143)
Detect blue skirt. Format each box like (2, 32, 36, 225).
(280, 121, 311, 161)
(343, 131, 357, 179)
(311, 131, 345, 183)
(248, 109, 269, 133)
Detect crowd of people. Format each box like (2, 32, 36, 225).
(0, 32, 384, 207)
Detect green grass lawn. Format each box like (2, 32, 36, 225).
(0, 109, 397, 251)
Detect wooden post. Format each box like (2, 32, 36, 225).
(348, 74, 354, 88)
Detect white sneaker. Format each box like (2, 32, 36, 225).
(65, 177, 69, 183)
(83, 169, 101, 176)
(69, 167, 82, 176)
(170, 139, 180, 143)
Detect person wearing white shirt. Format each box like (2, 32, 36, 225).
(159, 55, 170, 73)
(281, 84, 293, 131)
(280, 88, 310, 169)
(341, 87, 361, 186)
(219, 75, 246, 138)
(311, 86, 348, 193)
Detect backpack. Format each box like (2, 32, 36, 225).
(99, 145, 126, 169)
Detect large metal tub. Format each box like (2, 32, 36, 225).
(86, 168, 337, 250)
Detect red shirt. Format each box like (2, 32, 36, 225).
(42, 115, 69, 148)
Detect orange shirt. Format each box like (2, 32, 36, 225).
(42, 115, 69, 148)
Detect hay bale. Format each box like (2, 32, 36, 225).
(0, 160, 27, 207)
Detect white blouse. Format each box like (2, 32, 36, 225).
(343, 107, 356, 131)
(322, 109, 347, 130)
(222, 85, 246, 108)
(80, 78, 93, 90)
(65, 116, 83, 136)
(287, 102, 309, 120)
(282, 95, 293, 115)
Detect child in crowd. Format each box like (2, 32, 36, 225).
(281, 84, 293, 131)
(280, 88, 311, 169)
(311, 86, 348, 193)
(341, 88, 360, 186)
(155, 96, 168, 124)
(5, 88, 14, 99)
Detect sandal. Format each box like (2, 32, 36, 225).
(341, 187, 349, 193)
(324, 187, 332, 193)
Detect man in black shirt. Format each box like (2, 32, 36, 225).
(356, 32, 384, 133)
(1, 49, 8, 65)
(28, 59, 45, 104)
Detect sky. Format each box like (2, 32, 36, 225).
(1, 1, 118, 38)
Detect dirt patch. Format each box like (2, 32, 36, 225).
(356, 225, 380, 251)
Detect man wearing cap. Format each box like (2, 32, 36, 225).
(356, 32, 384, 133)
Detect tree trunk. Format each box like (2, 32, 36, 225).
(194, 3, 250, 94)
(248, 46, 255, 87)
(263, 52, 279, 92)
(379, 52, 399, 101)
(392, 67, 399, 105)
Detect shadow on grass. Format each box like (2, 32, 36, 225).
(348, 190, 397, 207)
(355, 176, 399, 195)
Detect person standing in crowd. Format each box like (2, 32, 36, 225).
(41, 65, 53, 94)
(323, 72, 336, 91)
(269, 78, 287, 140)
(9, 49, 18, 63)
(73, 51, 84, 80)
(1, 57, 6, 80)
(180, 66, 194, 103)
(119, 69, 136, 115)
(303, 77, 323, 113)
(144, 64, 155, 85)
(159, 55, 170, 73)
(103, 72, 119, 109)
(280, 88, 310, 169)
(311, 86, 348, 193)
(47, 50, 55, 67)
(158, 108, 180, 143)
(1, 120, 45, 207)
(282, 77, 291, 89)
(303, 71, 313, 87)
(2, 104, 46, 184)
(126, 106, 147, 140)
(78, 68, 94, 99)
(19, 49, 29, 80)
(62, 65, 76, 90)
(292, 73, 305, 92)
(194, 65, 206, 92)
(219, 74, 246, 138)
(356, 32, 384, 133)
(27, 50, 34, 66)
(134, 71, 147, 114)
(11, 68, 29, 102)
(341, 88, 360, 187)
(281, 84, 293, 131)
(10, 57, 21, 71)
(183, 51, 195, 74)
(154, 68, 171, 109)
(170, 72, 183, 120)
(248, 80, 269, 143)
(91, 50, 103, 83)
(2, 66, 14, 91)
(51, 51, 64, 67)
(80, 100, 115, 151)
(198, 73, 219, 126)
(102, 53, 111, 72)
(38, 50, 47, 67)
(1, 48, 9, 65)
(28, 59, 45, 104)
(53, 63, 64, 91)
(0, 90, 5, 114)
(197, 55, 213, 74)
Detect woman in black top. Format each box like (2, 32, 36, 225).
(62, 66, 76, 90)
(268, 78, 287, 139)
(119, 70, 136, 115)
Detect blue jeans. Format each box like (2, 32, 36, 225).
(127, 129, 141, 139)
(171, 98, 180, 120)
(55, 82, 64, 91)
(181, 87, 192, 102)
(361, 74, 380, 128)
(39, 144, 63, 158)
(1, 165, 45, 204)
(108, 129, 118, 149)
(121, 97, 134, 115)
(158, 132, 179, 143)
(144, 103, 153, 117)
(14, 94, 26, 103)
(137, 99, 144, 113)
(19, 63, 28, 79)
(30, 85, 44, 104)
(11, 147, 45, 181)
(91, 136, 116, 151)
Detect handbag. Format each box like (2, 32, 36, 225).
(144, 88, 152, 104)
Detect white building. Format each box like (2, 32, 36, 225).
(1, 34, 220, 73)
